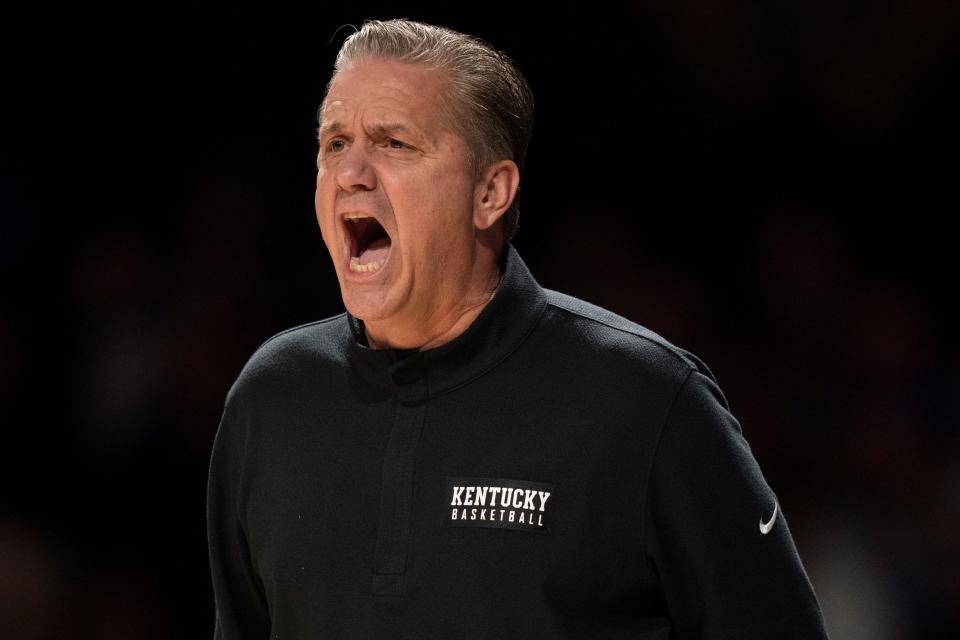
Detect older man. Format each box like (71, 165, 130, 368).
(207, 18, 829, 639)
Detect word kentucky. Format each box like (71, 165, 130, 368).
(444, 477, 555, 533)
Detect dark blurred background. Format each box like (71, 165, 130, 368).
(2, 3, 958, 638)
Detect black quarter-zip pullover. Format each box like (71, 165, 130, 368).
(206, 243, 829, 639)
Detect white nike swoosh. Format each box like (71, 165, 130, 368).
(759, 499, 779, 535)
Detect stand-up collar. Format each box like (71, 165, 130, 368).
(344, 243, 547, 405)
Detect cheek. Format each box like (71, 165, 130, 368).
(396, 190, 450, 248)
(430, 178, 475, 234)
(314, 181, 338, 240)
(314, 168, 337, 205)
(385, 166, 473, 249)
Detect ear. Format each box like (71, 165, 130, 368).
(472, 159, 520, 231)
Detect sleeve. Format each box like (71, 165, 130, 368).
(206, 397, 271, 639)
(644, 366, 829, 639)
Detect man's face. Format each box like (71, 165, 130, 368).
(315, 58, 479, 329)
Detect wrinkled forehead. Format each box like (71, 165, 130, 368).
(317, 58, 458, 143)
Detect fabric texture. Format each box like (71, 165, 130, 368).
(206, 242, 829, 638)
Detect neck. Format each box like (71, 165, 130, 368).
(364, 254, 503, 351)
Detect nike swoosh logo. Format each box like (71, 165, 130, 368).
(759, 499, 779, 535)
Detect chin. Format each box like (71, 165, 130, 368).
(340, 287, 395, 323)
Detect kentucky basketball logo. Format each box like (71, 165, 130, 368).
(443, 476, 556, 534)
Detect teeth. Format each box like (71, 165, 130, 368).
(349, 256, 385, 273)
(344, 213, 370, 222)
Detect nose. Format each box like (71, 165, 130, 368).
(334, 143, 377, 193)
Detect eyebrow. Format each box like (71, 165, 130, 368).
(317, 120, 427, 146)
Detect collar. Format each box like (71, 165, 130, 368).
(344, 242, 548, 405)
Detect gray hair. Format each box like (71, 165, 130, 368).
(320, 18, 535, 245)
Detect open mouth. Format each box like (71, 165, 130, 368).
(344, 215, 392, 274)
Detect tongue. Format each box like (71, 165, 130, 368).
(358, 237, 391, 264)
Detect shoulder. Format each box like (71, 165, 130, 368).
(539, 288, 727, 407)
(223, 313, 348, 408)
(244, 314, 346, 372)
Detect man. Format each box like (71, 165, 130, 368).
(207, 18, 829, 639)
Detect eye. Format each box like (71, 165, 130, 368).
(387, 138, 408, 150)
(326, 138, 346, 153)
